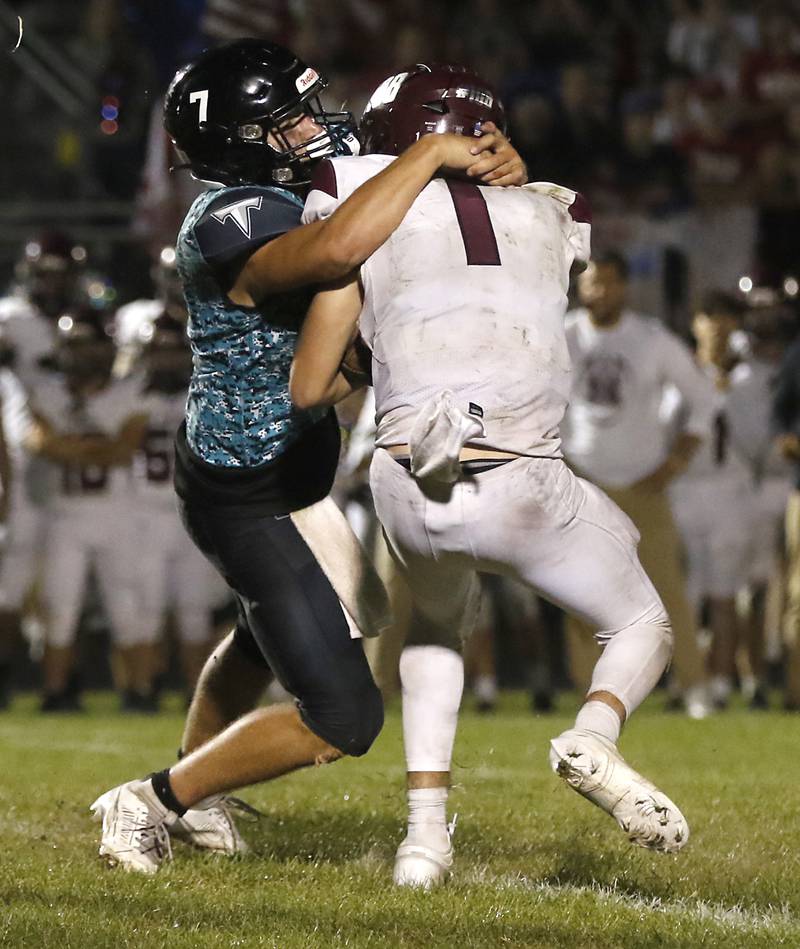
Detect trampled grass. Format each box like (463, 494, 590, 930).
(1, 692, 799, 948)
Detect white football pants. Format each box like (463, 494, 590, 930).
(370, 450, 672, 773)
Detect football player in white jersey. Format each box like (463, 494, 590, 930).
(728, 290, 797, 707)
(292, 64, 689, 888)
(132, 313, 223, 697)
(0, 367, 34, 708)
(669, 292, 754, 710)
(114, 246, 187, 379)
(89, 41, 527, 875)
(25, 306, 150, 710)
(0, 234, 87, 673)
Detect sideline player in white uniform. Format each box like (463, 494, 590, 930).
(292, 65, 689, 888)
(0, 367, 34, 707)
(0, 234, 86, 661)
(132, 313, 222, 696)
(27, 307, 150, 710)
(669, 292, 753, 709)
(727, 291, 797, 706)
(114, 246, 187, 379)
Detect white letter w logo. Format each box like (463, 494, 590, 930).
(211, 196, 263, 238)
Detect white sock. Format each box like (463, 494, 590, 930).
(406, 787, 450, 849)
(574, 700, 622, 744)
(400, 645, 464, 772)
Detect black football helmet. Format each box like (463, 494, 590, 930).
(360, 64, 506, 156)
(164, 40, 359, 188)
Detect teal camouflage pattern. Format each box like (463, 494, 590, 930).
(176, 185, 323, 467)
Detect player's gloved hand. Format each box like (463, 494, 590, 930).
(467, 122, 528, 187)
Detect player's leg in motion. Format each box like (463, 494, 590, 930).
(371, 454, 481, 888)
(518, 471, 688, 853)
(91, 511, 383, 873)
(373, 452, 688, 889)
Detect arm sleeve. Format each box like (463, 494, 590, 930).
(658, 329, 715, 439)
(302, 159, 343, 224)
(565, 191, 592, 269)
(193, 186, 304, 276)
(773, 341, 800, 433)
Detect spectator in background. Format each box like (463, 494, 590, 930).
(507, 93, 559, 182)
(561, 250, 715, 718)
(548, 62, 616, 192)
(202, 0, 295, 46)
(740, 7, 800, 129)
(753, 101, 800, 285)
(667, 0, 756, 91)
(615, 92, 691, 216)
(674, 80, 754, 206)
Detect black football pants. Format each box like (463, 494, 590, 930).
(178, 501, 384, 756)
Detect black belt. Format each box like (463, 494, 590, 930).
(393, 457, 513, 474)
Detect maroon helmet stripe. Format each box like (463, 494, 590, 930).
(569, 192, 592, 224)
(446, 180, 501, 266)
(309, 159, 338, 199)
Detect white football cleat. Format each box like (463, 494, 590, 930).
(393, 817, 455, 889)
(167, 795, 250, 855)
(90, 779, 173, 874)
(393, 838, 453, 889)
(549, 729, 688, 853)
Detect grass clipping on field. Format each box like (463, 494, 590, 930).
(1, 691, 799, 948)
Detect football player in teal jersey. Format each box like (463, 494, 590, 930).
(90, 40, 526, 872)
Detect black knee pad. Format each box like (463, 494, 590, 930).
(300, 678, 384, 758)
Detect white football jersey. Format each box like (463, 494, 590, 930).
(132, 385, 186, 504)
(303, 155, 590, 456)
(0, 294, 57, 391)
(0, 368, 33, 469)
(727, 357, 794, 481)
(561, 309, 715, 487)
(34, 374, 143, 511)
(672, 366, 752, 487)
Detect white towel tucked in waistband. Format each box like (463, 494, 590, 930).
(409, 390, 486, 483)
(290, 496, 392, 639)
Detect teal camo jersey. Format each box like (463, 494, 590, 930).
(176, 184, 325, 468)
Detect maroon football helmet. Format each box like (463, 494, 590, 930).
(359, 64, 506, 156)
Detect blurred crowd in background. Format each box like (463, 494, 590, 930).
(1, 0, 800, 717)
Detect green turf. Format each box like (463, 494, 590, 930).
(1, 692, 798, 948)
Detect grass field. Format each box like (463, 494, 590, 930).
(1, 691, 799, 949)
